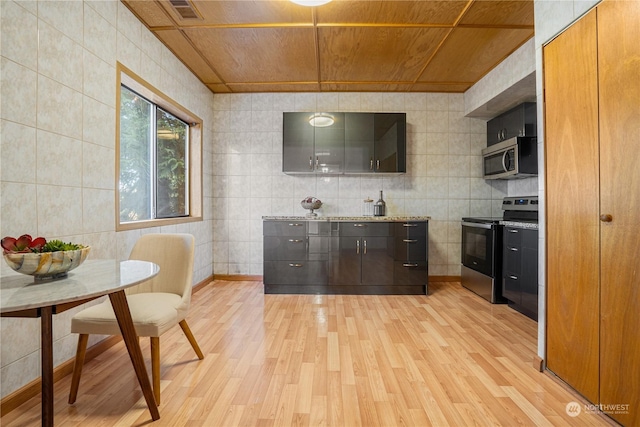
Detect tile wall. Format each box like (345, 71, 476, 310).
(211, 92, 507, 277)
(0, 0, 214, 398)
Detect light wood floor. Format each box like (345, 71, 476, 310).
(1, 281, 614, 426)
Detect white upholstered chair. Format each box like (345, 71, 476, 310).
(68, 233, 204, 405)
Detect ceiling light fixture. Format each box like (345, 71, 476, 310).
(309, 113, 334, 127)
(290, 0, 332, 6)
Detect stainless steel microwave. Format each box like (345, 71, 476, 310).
(482, 136, 538, 180)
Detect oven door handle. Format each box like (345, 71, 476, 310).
(462, 221, 493, 230)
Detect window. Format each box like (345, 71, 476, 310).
(116, 63, 202, 230)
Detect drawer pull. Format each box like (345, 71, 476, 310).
(509, 275, 518, 280)
(403, 263, 419, 268)
(353, 224, 366, 227)
(288, 223, 303, 227)
(509, 247, 518, 252)
(288, 239, 304, 243)
(403, 224, 418, 227)
(289, 263, 303, 268)
(508, 229, 519, 233)
(403, 239, 418, 243)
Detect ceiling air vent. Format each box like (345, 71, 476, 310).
(168, 0, 201, 20)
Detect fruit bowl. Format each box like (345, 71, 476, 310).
(301, 197, 322, 217)
(3, 246, 91, 280)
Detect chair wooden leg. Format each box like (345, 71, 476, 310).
(68, 334, 89, 404)
(179, 320, 204, 360)
(150, 337, 161, 405)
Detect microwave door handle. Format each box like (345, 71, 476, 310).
(502, 150, 509, 172)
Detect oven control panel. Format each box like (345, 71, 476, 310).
(502, 196, 538, 211)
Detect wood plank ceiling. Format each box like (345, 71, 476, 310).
(122, 0, 534, 94)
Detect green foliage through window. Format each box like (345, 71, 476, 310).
(119, 85, 189, 223)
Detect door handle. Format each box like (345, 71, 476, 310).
(509, 275, 518, 280)
(363, 239, 367, 255)
(508, 229, 519, 233)
(403, 263, 418, 268)
(353, 224, 366, 227)
(600, 214, 613, 222)
(509, 247, 518, 252)
(370, 158, 374, 170)
(309, 156, 313, 169)
(403, 224, 418, 227)
(288, 239, 304, 243)
(356, 240, 360, 254)
(288, 223, 303, 227)
(289, 263, 303, 268)
(403, 239, 418, 243)
(376, 159, 380, 170)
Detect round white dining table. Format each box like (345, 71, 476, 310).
(1, 259, 161, 426)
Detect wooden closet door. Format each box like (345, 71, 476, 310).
(543, 10, 600, 404)
(597, 2, 640, 425)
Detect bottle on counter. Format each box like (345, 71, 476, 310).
(374, 190, 386, 216)
(363, 198, 374, 216)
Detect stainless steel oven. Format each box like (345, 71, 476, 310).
(461, 219, 504, 303)
(461, 196, 539, 304)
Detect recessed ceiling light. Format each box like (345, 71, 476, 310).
(290, 0, 332, 6)
(309, 113, 334, 127)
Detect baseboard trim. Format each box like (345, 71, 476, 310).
(193, 275, 214, 293)
(214, 274, 263, 282)
(0, 335, 122, 417)
(533, 355, 545, 372)
(429, 275, 461, 282)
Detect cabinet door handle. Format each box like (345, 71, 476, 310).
(370, 158, 374, 170)
(356, 240, 360, 254)
(289, 263, 303, 268)
(509, 247, 518, 252)
(403, 224, 418, 227)
(363, 239, 367, 254)
(600, 214, 613, 222)
(353, 223, 366, 227)
(288, 239, 304, 243)
(403, 263, 418, 268)
(509, 275, 518, 280)
(403, 239, 418, 243)
(376, 159, 380, 170)
(288, 223, 303, 227)
(316, 157, 319, 168)
(309, 156, 313, 170)
(508, 229, 519, 233)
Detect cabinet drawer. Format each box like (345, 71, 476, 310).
(264, 236, 329, 261)
(264, 261, 328, 285)
(394, 261, 427, 286)
(504, 227, 522, 246)
(502, 275, 521, 304)
(393, 221, 427, 239)
(264, 221, 306, 237)
(393, 237, 426, 261)
(338, 222, 391, 237)
(503, 244, 522, 273)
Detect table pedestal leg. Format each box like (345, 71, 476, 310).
(41, 306, 53, 427)
(109, 291, 160, 421)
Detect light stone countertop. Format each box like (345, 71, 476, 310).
(500, 220, 539, 230)
(262, 216, 431, 222)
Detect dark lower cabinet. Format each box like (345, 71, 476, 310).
(263, 219, 427, 294)
(502, 226, 538, 320)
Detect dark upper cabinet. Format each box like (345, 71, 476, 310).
(284, 112, 405, 174)
(282, 112, 345, 174)
(486, 102, 537, 146)
(374, 113, 406, 173)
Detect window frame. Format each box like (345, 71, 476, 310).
(116, 62, 203, 231)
